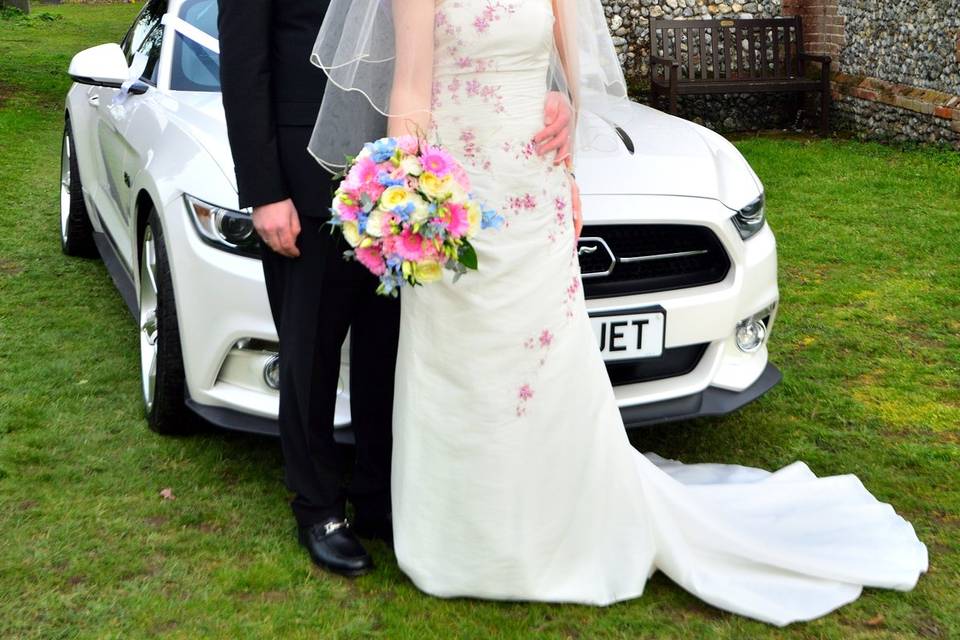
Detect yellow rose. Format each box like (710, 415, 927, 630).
(341, 220, 361, 247)
(379, 185, 411, 212)
(466, 201, 482, 236)
(413, 260, 443, 283)
(419, 172, 452, 201)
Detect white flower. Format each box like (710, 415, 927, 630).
(400, 156, 424, 176)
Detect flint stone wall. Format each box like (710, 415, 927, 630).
(838, 0, 960, 97)
(600, 0, 960, 146)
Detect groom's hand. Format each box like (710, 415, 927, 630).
(534, 91, 572, 165)
(253, 198, 301, 258)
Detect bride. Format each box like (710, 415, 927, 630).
(310, 0, 927, 626)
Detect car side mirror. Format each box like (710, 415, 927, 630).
(68, 43, 148, 94)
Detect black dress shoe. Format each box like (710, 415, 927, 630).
(353, 511, 394, 547)
(298, 518, 373, 577)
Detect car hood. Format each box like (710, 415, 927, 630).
(575, 102, 762, 210)
(167, 91, 239, 195)
(170, 93, 762, 212)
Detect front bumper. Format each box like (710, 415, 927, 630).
(620, 362, 781, 428)
(186, 362, 781, 439)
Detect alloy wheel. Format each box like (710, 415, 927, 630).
(139, 227, 160, 413)
(60, 132, 71, 245)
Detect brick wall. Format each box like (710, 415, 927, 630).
(781, 0, 845, 68)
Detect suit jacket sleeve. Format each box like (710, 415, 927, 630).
(217, 0, 289, 209)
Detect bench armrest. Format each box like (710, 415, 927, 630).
(798, 52, 832, 65)
(650, 54, 680, 68)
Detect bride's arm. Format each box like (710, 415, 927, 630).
(388, 0, 434, 138)
(551, 0, 583, 239)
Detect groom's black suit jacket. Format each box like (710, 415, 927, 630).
(217, 0, 399, 527)
(218, 0, 332, 214)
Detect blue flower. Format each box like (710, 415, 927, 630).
(377, 171, 405, 187)
(481, 205, 504, 230)
(392, 202, 415, 221)
(369, 138, 398, 163)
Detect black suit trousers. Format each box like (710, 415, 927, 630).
(262, 126, 399, 527)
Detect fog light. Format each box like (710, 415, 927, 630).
(263, 355, 280, 389)
(735, 318, 767, 353)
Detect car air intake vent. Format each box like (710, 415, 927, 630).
(578, 224, 731, 299)
(605, 342, 708, 386)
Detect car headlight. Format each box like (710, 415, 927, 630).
(184, 194, 260, 258)
(731, 193, 766, 240)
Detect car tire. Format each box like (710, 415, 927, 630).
(60, 118, 98, 258)
(139, 210, 200, 435)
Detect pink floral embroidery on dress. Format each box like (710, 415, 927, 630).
(447, 78, 463, 104)
(507, 194, 537, 211)
(516, 383, 535, 416)
(515, 140, 536, 161)
(473, 2, 516, 33)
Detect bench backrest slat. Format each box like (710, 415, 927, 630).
(650, 17, 804, 83)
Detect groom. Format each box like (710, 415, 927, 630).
(218, 0, 573, 577)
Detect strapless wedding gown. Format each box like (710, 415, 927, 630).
(390, 0, 927, 626)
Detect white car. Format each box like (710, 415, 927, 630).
(61, 0, 780, 440)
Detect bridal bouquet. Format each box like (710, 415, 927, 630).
(329, 136, 503, 297)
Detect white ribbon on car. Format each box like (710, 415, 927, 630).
(112, 51, 149, 106)
(161, 14, 221, 55)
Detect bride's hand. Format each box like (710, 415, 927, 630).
(570, 176, 582, 241)
(534, 91, 572, 165)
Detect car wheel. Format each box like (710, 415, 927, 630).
(60, 118, 98, 258)
(139, 210, 200, 435)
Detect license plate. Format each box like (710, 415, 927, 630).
(590, 309, 665, 361)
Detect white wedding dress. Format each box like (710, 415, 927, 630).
(391, 0, 927, 626)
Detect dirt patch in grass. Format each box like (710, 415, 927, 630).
(0, 258, 23, 276)
(143, 515, 168, 527)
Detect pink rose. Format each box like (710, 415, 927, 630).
(336, 202, 360, 221)
(396, 135, 420, 155)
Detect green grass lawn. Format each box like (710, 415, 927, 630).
(1, 4, 958, 639)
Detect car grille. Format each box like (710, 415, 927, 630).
(578, 224, 731, 299)
(605, 343, 709, 386)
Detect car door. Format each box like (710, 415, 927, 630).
(93, 0, 167, 268)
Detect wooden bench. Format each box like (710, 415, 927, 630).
(648, 17, 832, 135)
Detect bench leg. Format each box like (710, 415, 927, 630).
(788, 93, 803, 129)
(819, 84, 831, 136)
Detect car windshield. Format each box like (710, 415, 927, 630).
(170, 0, 220, 92)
